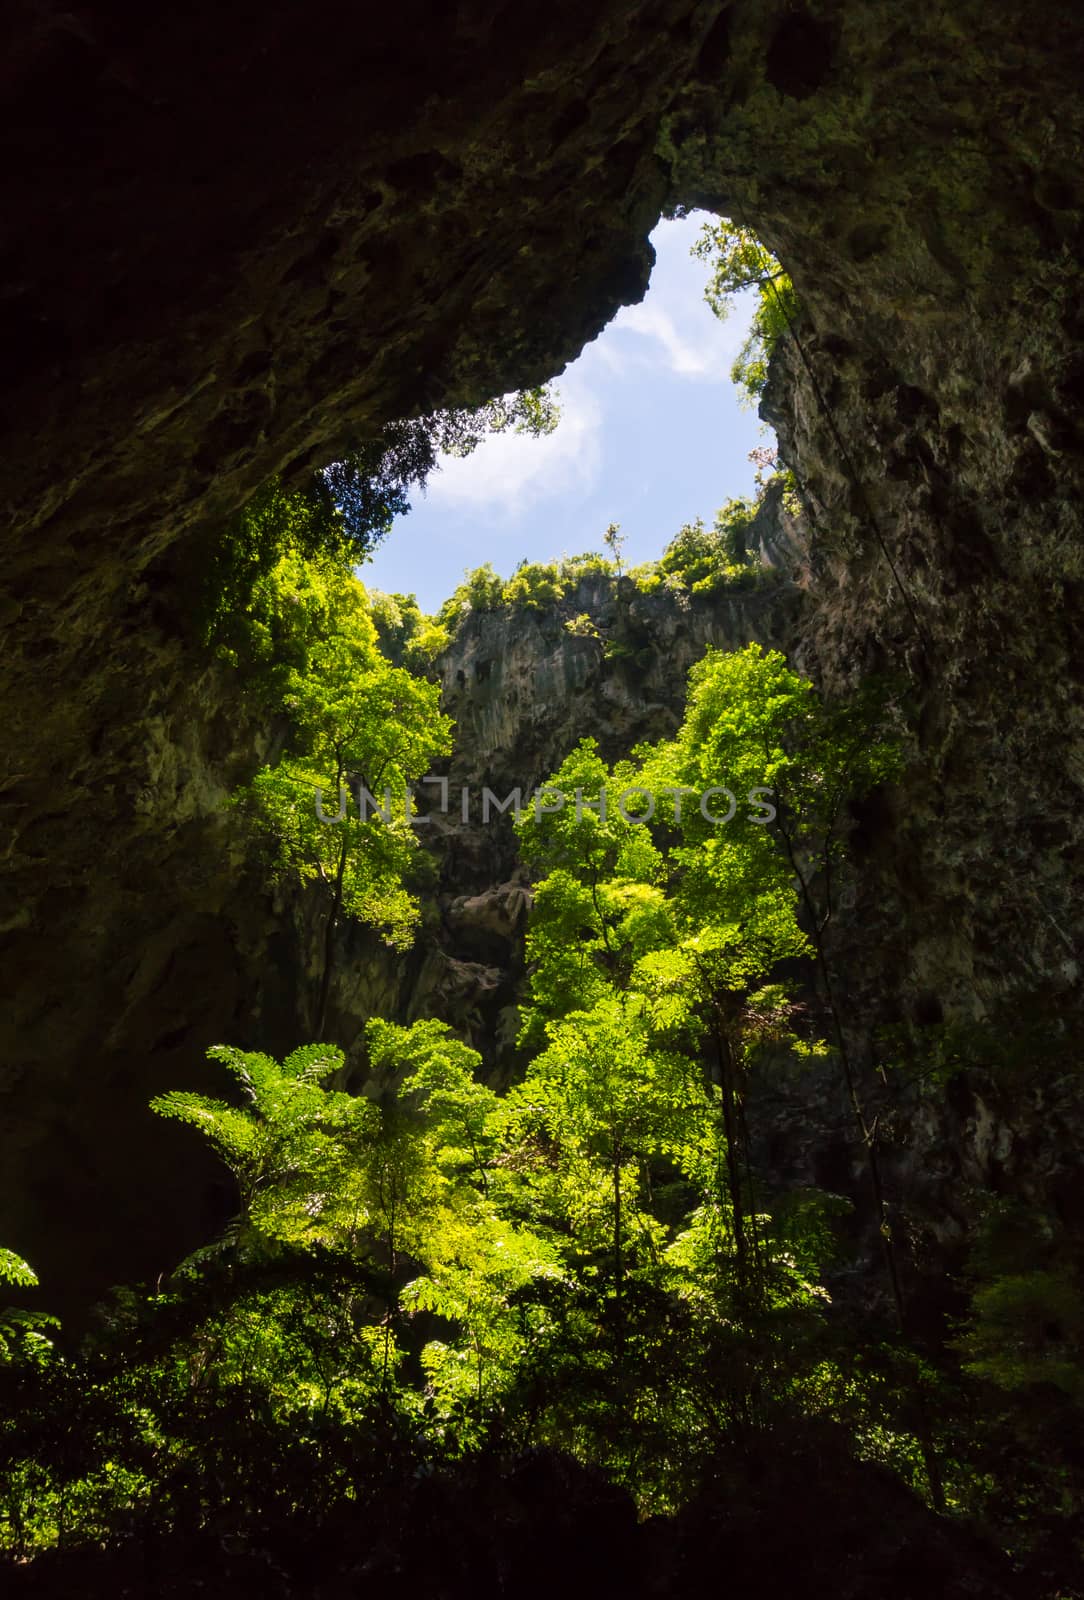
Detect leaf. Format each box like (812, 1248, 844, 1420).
(0, 1247, 37, 1288)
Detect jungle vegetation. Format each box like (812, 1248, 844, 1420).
(367, 495, 781, 673)
(2, 496, 1081, 1588)
(2, 383, 1082, 1590)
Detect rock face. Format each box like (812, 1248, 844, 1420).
(2, 0, 1083, 1310)
(435, 564, 800, 871)
(311, 554, 799, 1086)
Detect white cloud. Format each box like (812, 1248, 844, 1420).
(423, 381, 603, 518)
(416, 213, 754, 515)
(610, 300, 724, 377)
(604, 213, 755, 382)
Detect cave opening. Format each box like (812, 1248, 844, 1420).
(362, 209, 775, 615)
(4, 1, 1084, 1588)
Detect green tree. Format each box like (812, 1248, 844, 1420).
(233, 564, 452, 1037)
(198, 481, 351, 662)
(654, 502, 760, 594)
(514, 739, 670, 1041)
(437, 562, 507, 631)
(0, 1252, 36, 1291)
(153, 1025, 562, 1443)
(640, 644, 901, 1284)
(692, 219, 797, 403)
(370, 1018, 563, 1436)
(602, 521, 625, 575)
(151, 1042, 360, 1246)
(640, 645, 947, 1501)
(0, 1249, 54, 1371)
(502, 560, 563, 610)
(199, 388, 560, 654)
(504, 996, 707, 1330)
(504, 645, 903, 1484)
(559, 551, 615, 585)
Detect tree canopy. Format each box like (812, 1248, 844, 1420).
(231, 551, 452, 1034)
(692, 219, 798, 403)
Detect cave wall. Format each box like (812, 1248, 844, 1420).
(657, 0, 1084, 1264)
(2, 0, 1083, 1308)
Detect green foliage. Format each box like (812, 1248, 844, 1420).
(510, 647, 902, 1060)
(437, 561, 507, 630)
(5, 624, 883, 1530)
(513, 738, 669, 1039)
(494, 652, 902, 1490)
(226, 558, 453, 1036)
(623, 498, 771, 600)
(558, 551, 615, 584)
(0, 1250, 57, 1385)
(714, 497, 757, 564)
(658, 513, 731, 587)
(627, 562, 661, 593)
(198, 481, 351, 663)
(642, 644, 903, 915)
(199, 387, 558, 654)
(317, 386, 559, 556)
(955, 1202, 1084, 1403)
(0, 1251, 37, 1290)
(368, 590, 453, 671)
(651, 500, 761, 595)
(692, 219, 798, 404)
(152, 1026, 565, 1448)
(7, 631, 1071, 1576)
(234, 571, 451, 953)
(151, 1044, 350, 1238)
(399, 616, 453, 669)
(502, 560, 563, 611)
(422, 492, 776, 646)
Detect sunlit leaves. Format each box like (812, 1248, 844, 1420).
(374, 1018, 500, 1188)
(0, 1250, 37, 1290)
(1, 637, 914, 1551)
(232, 559, 453, 961)
(692, 218, 798, 403)
(655, 502, 760, 593)
(151, 1043, 355, 1238)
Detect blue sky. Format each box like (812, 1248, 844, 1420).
(360, 212, 767, 613)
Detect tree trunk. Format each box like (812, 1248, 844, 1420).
(314, 832, 349, 1040)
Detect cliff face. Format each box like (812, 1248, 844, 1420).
(2, 0, 1083, 1308)
(329, 548, 802, 1071)
(435, 568, 801, 875)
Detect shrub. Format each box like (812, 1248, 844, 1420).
(651, 501, 759, 596)
(438, 563, 506, 630)
(559, 551, 615, 585)
(565, 613, 601, 639)
(502, 561, 563, 610)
